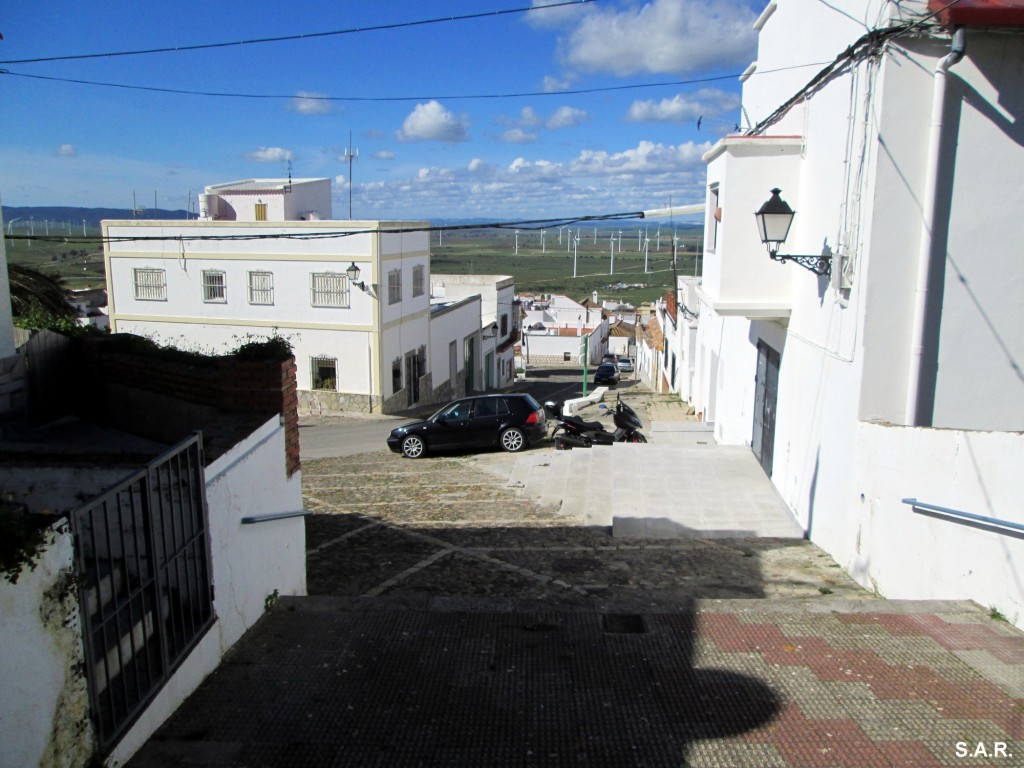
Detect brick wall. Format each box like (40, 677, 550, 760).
(76, 336, 300, 477)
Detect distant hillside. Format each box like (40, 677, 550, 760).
(2, 206, 191, 227)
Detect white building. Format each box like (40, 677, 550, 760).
(690, 0, 1024, 626)
(432, 274, 517, 389)
(104, 178, 508, 413)
(520, 294, 609, 366)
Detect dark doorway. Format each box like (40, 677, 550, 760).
(752, 340, 780, 477)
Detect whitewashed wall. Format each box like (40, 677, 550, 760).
(850, 423, 1024, 629)
(111, 416, 305, 765)
(428, 299, 479, 391)
(0, 521, 93, 768)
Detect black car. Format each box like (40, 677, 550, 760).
(593, 363, 619, 386)
(387, 394, 548, 458)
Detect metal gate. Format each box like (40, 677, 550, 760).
(71, 433, 215, 754)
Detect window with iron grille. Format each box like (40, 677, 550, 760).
(412, 264, 425, 297)
(312, 357, 337, 390)
(202, 270, 227, 303)
(133, 268, 167, 301)
(247, 271, 274, 305)
(388, 269, 402, 305)
(310, 272, 350, 308)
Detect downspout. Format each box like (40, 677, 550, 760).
(905, 26, 965, 426)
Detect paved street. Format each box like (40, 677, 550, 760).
(127, 387, 1024, 767)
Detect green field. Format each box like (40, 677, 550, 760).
(4, 228, 106, 291)
(431, 226, 703, 307)
(3, 223, 704, 306)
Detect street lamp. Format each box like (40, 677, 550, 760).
(754, 188, 831, 277)
(346, 262, 371, 294)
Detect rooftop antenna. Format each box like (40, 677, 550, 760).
(342, 131, 358, 219)
(285, 160, 293, 193)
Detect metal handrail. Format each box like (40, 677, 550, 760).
(901, 498, 1024, 534)
(241, 510, 310, 525)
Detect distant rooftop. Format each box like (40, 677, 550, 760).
(204, 178, 328, 194)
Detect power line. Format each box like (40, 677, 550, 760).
(6, 209, 654, 246)
(0, 62, 828, 103)
(0, 1, 598, 66)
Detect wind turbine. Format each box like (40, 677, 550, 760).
(617, 230, 622, 252)
(572, 232, 579, 277)
(609, 235, 616, 275)
(638, 229, 642, 252)
(644, 237, 650, 272)
(541, 229, 546, 252)
(343, 131, 358, 219)
(514, 230, 519, 255)
(656, 226, 662, 251)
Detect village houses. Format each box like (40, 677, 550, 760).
(103, 177, 515, 415)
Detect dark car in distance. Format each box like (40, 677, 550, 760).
(593, 363, 619, 386)
(387, 394, 547, 458)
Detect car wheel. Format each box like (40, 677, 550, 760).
(401, 434, 426, 458)
(500, 427, 526, 452)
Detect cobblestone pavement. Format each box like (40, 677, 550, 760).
(128, 447, 1024, 767)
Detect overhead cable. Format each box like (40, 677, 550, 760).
(0, 0, 598, 66)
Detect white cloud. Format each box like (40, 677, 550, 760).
(626, 89, 739, 124)
(569, 140, 711, 175)
(519, 107, 542, 127)
(546, 106, 589, 129)
(374, 150, 395, 160)
(245, 147, 294, 163)
(559, 0, 757, 76)
(501, 128, 538, 144)
(396, 101, 469, 142)
(289, 91, 333, 115)
(336, 137, 712, 219)
(528, 0, 594, 29)
(542, 75, 572, 92)
(55, 144, 77, 157)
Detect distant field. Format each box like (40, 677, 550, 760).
(432, 227, 703, 306)
(4, 229, 106, 291)
(3, 223, 705, 305)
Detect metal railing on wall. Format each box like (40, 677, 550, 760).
(71, 432, 215, 755)
(902, 498, 1024, 537)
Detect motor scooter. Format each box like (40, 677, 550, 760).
(544, 396, 647, 448)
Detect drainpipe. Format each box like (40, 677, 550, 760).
(905, 26, 965, 426)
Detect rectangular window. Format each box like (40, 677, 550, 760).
(247, 271, 274, 305)
(202, 270, 226, 303)
(412, 264, 425, 297)
(708, 184, 720, 253)
(310, 272, 350, 308)
(500, 314, 508, 336)
(388, 269, 402, 305)
(391, 357, 402, 394)
(311, 357, 337, 390)
(133, 268, 167, 301)
(255, 203, 268, 222)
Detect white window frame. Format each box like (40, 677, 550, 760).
(310, 272, 351, 308)
(412, 264, 425, 297)
(133, 268, 167, 301)
(247, 271, 274, 305)
(202, 270, 227, 303)
(707, 183, 720, 253)
(388, 269, 402, 305)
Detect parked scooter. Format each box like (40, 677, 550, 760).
(544, 396, 647, 448)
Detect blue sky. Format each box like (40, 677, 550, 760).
(1, 0, 763, 221)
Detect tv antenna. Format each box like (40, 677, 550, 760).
(342, 130, 358, 219)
